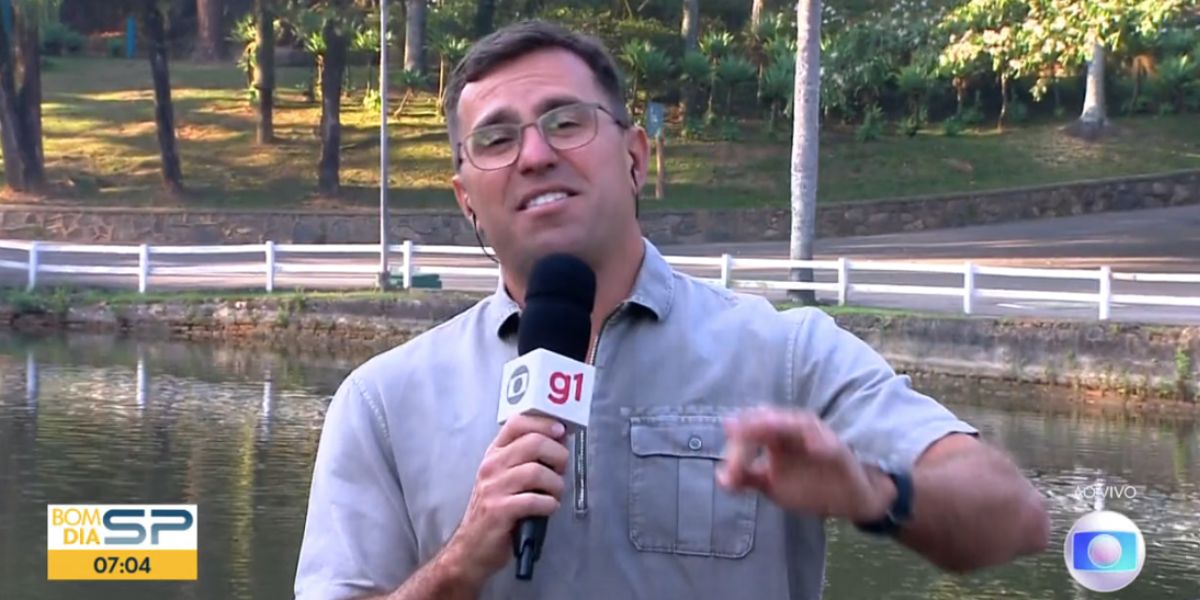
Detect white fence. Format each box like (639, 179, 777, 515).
(1, 239, 1198, 321)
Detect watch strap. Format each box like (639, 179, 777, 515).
(854, 469, 913, 537)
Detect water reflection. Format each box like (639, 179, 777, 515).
(0, 332, 352, 600)
(0, 335, 1198, 599)
(824, 383, 1200, 600)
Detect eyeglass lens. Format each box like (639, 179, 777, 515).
(465, 103, 599, 169)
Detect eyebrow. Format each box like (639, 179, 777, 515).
(472, 95, 586, 130)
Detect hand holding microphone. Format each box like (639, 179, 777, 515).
(445, 253, 597, 585)
(445, 414, 570, 587)
(500, 253, 596, 580)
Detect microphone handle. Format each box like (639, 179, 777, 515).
(513, 515, 547, 580)
(512, 453, 557, 580)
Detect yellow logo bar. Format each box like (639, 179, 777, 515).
(46, 504, 198, 581)
(47, 550, 198, 580)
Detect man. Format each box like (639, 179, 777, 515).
(294, 20, 1050, 600)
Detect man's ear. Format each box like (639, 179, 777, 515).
(451, 175, 474, 224)
(626, 125, 650, 195)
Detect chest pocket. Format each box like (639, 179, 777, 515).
(628, 413, 758, 558)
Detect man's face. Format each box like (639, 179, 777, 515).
(451, 47, 648, 279)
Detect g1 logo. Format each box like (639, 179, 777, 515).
(547, 371, 584, 405)
(506, 366, 530, 405)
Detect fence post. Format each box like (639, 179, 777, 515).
(26, 241, 39, 291)
(402, 240, 413, 289)
(138, 243, 149, 294)
(837, 258, 849, 306)
(264, 241, 276, 293)
(963, 261, 976, 315)
(1098, 266, 1112, 321)
(720, 253, 732, 288)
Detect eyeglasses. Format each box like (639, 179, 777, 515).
(458, 102, 626, 171)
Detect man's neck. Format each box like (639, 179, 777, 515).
(505, 234, 646, 340)
(588, 234, 645, 337)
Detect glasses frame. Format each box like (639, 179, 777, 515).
(457, 101, 628, 171)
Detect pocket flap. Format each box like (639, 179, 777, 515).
(630, 416, 727, 460)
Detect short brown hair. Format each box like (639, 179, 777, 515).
(442, 20, 631, 170)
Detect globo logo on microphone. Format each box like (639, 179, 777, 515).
(506, 365, 530, 405)
(497, 348, 594, 431)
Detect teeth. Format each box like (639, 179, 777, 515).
(526, 192, 568, 209)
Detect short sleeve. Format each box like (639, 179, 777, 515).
(294, 371, 418, 600)
(783, 308, 978, 471)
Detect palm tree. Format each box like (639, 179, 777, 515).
(405, 0, 426, 76)
(0, 0, 45, 192)
(144, 0, 183, 197)
(681, 0, 699, 53)
(789, 0, 821, 305)
(254, 0, 276, 144)
(195, 0, 224, 61)
(318, 17, 348, 196)
(1073, 38, 1111, 138)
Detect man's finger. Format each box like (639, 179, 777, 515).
(494, 414, 566, 448)
(717, 452, 771, 492)
(725, 409, 818, 455)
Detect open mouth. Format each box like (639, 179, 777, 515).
(519, 190, 575, 211)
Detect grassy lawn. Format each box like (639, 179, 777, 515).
(16, 56, 1200, 212)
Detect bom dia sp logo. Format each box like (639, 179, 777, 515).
(46, 504, 198, 581)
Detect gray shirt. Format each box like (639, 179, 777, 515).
(293, 239, 977, 600)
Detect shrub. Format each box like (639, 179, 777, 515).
(42, 22, 85, 56)
(856, 104, 885, 142)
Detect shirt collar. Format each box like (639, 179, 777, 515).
(488, 238, 675, 338)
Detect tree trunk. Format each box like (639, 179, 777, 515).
(254, 0, 275, 144)
(0, 8, 27, 192)
(1069, 39, 1109, 140)
(405, 0, 426, 76)
(437, 55, 446, 112)
(474, 0, 495, 38)
(953, 77, 966, 115)
(195, 0, 224, 61)
(0, 3, 46, 194)
(751, 0, 765, 32)
(681, 0, 699, 54)
(12, 4, 43, 191)
(318, 19, 348, 196)
(997, 74, 1008, 131)
(789, 0, 820, 305)
(145, 0, 184, 197)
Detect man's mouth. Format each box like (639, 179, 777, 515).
(519, 190, 574, 211)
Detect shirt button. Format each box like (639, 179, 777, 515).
(688, 436, 703, 451)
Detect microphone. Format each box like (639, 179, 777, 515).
(496, 253, 596, 581)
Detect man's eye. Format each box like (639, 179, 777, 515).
(475, 131, 514, 148)
(547, 117, 582, 131)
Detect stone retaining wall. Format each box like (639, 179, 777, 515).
(3, 295, 1196, 405)
(0, 170, 1196, 245)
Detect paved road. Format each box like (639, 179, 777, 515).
(3, 205, 1198, 324)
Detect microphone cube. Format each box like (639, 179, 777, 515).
(498, 348, 595, 431)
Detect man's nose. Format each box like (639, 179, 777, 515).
(515, 124, 557, 174)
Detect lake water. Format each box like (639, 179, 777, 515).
(1, 332, 1197, 600)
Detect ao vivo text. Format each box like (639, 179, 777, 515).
(1073, 485, 1139, 501)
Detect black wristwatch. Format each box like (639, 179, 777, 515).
(854, 469, 913, 537)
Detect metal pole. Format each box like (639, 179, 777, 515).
(378, 0, 391, 289)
